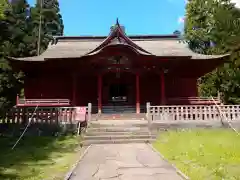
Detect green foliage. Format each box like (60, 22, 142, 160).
(184, 0, 240, 104)
(0, 0, 8, 19)
(29, 0, 64, 55)
(0, 0, 29, 116)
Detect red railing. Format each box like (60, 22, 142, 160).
(16, 97, 71, 107)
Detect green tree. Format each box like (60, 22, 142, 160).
(184, 0, 240, 104)
(4, 0, 33, 57)
(29, 0, 64, 55)
(0, 0, 31, 116)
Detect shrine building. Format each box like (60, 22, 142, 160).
(9, 21, 229, 114)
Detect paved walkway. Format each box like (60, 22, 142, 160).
(69, 143, 183, 180)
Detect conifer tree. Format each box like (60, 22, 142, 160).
(30, 0, 64, 55)
(0, 0, 29, 115)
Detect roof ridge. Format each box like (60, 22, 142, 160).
(53, 34, 180, 41)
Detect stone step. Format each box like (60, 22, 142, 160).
(98, 114, 146, 121)
(86, 127, 149, 133)
(89, 120, 149, 127)
(83, 134, 156, 140)
(85, 131, 157, 136)
(99, 117, 145, 121)
(89, 123, 149, 128)
(82, 138, 156, 146)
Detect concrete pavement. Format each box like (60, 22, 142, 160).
(69, 143, 183, 180)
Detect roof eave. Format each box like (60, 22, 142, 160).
(191, 54, 230, 60)
(7, 56, 45, 62)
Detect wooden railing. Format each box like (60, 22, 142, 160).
(167, 97, 221, 105)
(1, 104, 92, 125)
(16, 98, 71, 107)
(146, 103, 240, 121)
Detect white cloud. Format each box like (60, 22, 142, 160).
(178, 16, 185, 24)
(231, 0, 240, 8)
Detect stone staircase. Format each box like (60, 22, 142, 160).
(82, 120, 157, 146)
(98, 113, 146, 120)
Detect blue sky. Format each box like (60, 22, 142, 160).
(28, 0, 186, 36)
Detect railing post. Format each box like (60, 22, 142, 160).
(88, 103, 92, 121)
(146, 102, 151, 131)
(146, 102, 150, 119)
(16, 94, 19, 105)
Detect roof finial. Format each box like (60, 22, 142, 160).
(116, 18, 120, 26)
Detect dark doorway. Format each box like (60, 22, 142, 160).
(109, 84, 128, 102)
(102, 72, 136, 113)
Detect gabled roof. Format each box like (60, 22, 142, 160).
(85, 19, 152, 56)
(9, 20, 229, 62)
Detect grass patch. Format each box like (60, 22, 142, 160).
(0, 135, 82, 180)
(153, 129, 240, 180)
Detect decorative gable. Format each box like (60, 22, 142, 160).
(86, 19, 152, 56)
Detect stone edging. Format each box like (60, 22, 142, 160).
(64, 144, 92, 180)
(147, 143, 190, 180)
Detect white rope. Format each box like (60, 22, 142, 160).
(211, 97, 240, 136)
(11, 105, 39, 150)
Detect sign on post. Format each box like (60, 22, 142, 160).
(75, 107, 87, 122)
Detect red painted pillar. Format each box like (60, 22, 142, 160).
(72, 73, 77, 106)
(136, 73, 140, 114)
(98, 74, 102, 114)
(160, 70, 166, 104)
(16, 94, 19, 105)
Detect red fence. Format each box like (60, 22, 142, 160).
(16, 97, 71, 107)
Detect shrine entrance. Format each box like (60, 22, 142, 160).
(101, 72, 136, 113)
(109, 83, 128, 104)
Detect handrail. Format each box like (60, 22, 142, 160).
(20, 99, 70, 103)
(168, 97, 219, 100)
(17, 98, 70, 106)
(167, 96, 221, 105)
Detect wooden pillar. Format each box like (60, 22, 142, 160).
(98, 74, 102, 114)
(136, 73, 140, 114)
(72, 73, 77, 106)
(16, 94, 19, 105)
(160, 70, 166, 104)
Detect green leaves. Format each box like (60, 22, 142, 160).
(0, 0, 8, 19)
(185, 0, 240, 104)
(29, 0, 64, 54)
